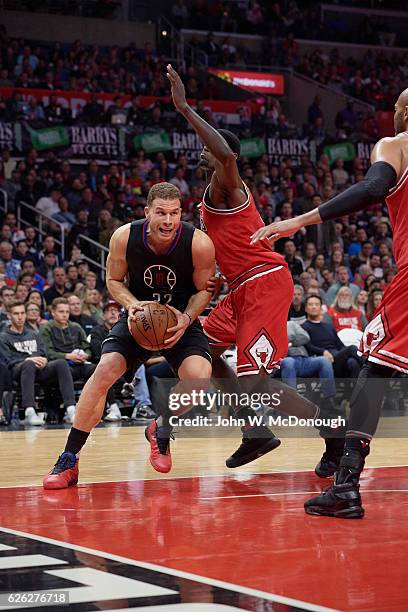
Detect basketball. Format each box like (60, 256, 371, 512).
(129, 302, 178, 350)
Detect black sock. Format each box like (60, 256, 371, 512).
(344, 435, 371, 458)
(64, 427, 90, 457)
(337, 436, 371, 484)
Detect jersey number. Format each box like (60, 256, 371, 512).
(152, 293, 172, 304)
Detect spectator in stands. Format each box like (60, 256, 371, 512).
(0, 240, 21, 280)
(38, 235, 61, 263)
(348, 227, 369, 258)
(67, 294, 97, 336)
(14, 283, 29, 302)
(280, 320, 338, 411)
(326, 265, 360, 305)
(0, 300, 76, 425)
(3, 213, 25, 243)
(43, 267, 67, 306)
(327, 286, 367, 332)
(67, 208, 98, 255)
(366, 289, 384, 322)
(84, 271, 98, 290)
(65, 264, 80, 292)
(169, 166, 190, 198)
(354, 289, 368, 315)
(25, 301, 46, 332)
(307, 95, 323, 125)
(284, 239, 303, 279)
(52, 196, 76, 231)
(36, 188, 61, 218)
(79, 287, 103, 322)
(288, 284, 306, 324)
(41, 297, 96, 393)
(302, 295, 361, 379)
(332, 158, 349, 189)
(37, 251, 57, 286)
(0, 286, 15, 324)
(24, 226, 39, 255)
(20, 258, 45, 292)
(89, 299, 123, 421)
(14, 239, 29, 261)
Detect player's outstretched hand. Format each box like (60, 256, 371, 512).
(250, 218, 303, 245)
(166, 64, 188, 113)
(163, 305, 190, 348)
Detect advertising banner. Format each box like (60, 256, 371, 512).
(209, 69, 285, 95)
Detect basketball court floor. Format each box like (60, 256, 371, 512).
(0, 423, 407, 611)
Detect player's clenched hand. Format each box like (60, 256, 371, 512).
(250, 218, 304, 245)
(166, 64, 188, 113)
(163, 305, 190, 348)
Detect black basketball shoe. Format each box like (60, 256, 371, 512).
(305, 468, 364, 518)
(315, 438, 344, 478)
(226, 426, 281, 468)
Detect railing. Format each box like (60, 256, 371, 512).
(159, 15, 208, 70)
(77, 233, 109, 280)
(16, 201, 65, 261)
(0, 189, 8, 214)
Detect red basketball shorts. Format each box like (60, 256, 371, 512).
(359, 266, 408, 373)
(203, 265, 294, 376)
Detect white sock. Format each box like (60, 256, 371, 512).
(67, 405, 76, 411)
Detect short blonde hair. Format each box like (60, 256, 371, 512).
(147, 182, 181, 207)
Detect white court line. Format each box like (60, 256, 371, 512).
(200, 489, 408, 500)
(0, 464, 407, 489)
(0, 527, 338, 612)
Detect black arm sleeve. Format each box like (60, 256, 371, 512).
(319, 161, 397, 222)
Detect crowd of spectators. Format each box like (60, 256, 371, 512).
(0, 19, 406, 129)
(169, 0, 404, 47)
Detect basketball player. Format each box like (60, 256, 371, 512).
(43, 182, 215, 488)
(251, 88, 408, 518)
(167, 65, 320, 469)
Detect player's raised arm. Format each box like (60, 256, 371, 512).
(106, 224, 144, 319)
(251, 136, 402, 245)
(166, 64, 241, 191)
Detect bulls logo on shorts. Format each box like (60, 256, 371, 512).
(144, 265, 177, 291)
(244, 329, 277, 373)
(361, 311, 386, 354)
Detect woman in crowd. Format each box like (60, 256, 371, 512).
(354, 289, 368, 315)
(366, 289, 384, 322)
(25, 301, 47, 332)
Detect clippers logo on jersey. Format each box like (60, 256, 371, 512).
(144, 265, 177, 291)
(245, 329, 277, 372)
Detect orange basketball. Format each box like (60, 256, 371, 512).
(129, 302, 178, 351)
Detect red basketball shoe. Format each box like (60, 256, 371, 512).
(145, 420, 173, 473)
(43, 452, 79, 489)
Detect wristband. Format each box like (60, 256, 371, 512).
(184, 312, 192, 325)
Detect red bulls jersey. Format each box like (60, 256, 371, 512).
(200, 182, 286, 288)
(327, 306, 364, 332)
(386, 163, 408, 269)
